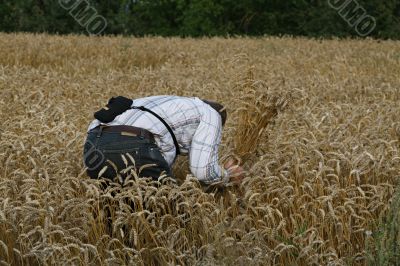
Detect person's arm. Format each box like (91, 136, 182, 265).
(188, 107, 229, 184)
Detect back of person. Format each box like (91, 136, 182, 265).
(88, 96, 205, 164)
(83, 95, 243, 185)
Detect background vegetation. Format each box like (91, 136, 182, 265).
(0, 0, 399, 38)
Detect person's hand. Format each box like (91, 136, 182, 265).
(224, 158, 245, 185)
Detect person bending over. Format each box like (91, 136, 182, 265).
(83, 95, 244, 185)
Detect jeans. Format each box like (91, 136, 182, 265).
(83, 128, 173, 182)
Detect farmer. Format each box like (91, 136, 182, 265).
(83, 95, 244, 185)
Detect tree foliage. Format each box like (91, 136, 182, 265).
(0, 0, 399, 38)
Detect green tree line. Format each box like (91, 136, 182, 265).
(0, 0, 399, 38)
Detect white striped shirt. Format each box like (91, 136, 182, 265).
(88, 95, 228, 184)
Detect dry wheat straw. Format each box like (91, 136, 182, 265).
(0, 33, 398, 265)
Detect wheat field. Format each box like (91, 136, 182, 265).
(0, 33, 399, 265)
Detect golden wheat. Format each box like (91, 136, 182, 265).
(0, 33, 399, 265)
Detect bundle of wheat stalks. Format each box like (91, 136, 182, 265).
(233, 68, 290, 164)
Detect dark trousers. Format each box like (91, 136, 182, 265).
(83, 127, 173, 182)
(83, 127, 173, 238)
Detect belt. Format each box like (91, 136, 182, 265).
(92, 125, 155, 142)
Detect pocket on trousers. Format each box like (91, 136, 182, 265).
(147, 147, 161, 159)
(102, 147, 140, 154)
(146, 147, 169, 167)
(102, 148, 141, 167)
